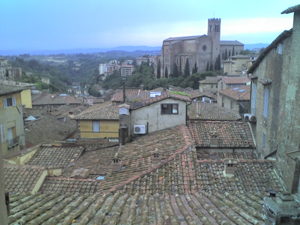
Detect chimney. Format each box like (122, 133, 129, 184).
(152, 148, 162, 164)
(209, 129, 219, 147)
(111, 153, 122, 172)
(223, 158, 237, 178)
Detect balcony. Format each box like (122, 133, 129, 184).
(8, 136, 19, 149)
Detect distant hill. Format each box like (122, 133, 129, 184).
(0, 46, 161, 56)
(244, 43, 269, 50)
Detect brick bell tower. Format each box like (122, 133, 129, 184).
(207, 18, 221, 66)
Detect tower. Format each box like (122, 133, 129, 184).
(207, 18, 221, 66)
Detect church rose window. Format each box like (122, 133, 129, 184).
(202, 45, 207, 51)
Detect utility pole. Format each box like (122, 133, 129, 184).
(0, 129, 8, 225)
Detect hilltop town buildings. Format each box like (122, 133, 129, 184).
(157, 18, 244, 78)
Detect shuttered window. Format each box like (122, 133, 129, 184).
(251, 83, 256, 115)
(3, 97, 16, 108)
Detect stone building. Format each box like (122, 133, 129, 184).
(248, 4, 300, 199)
(159, 18, 244, 78)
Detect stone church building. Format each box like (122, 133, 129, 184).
(158, 18, 244, 78)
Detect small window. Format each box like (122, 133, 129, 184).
(221, 82, 223, 90)
(263, 87, 269, 118)
(161, 104, 179, 114)
(278, 43, 283, 54)
(262, 132, 266, 149)
(3, 97, 16, 108)
(216, 84, 218, 88)
(93, 121, 100, 132)
(231, 101, 234, 109)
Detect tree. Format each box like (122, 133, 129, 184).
(214, 54, 221, 71)
(224, 48, 228, 60)
(184, 58, 190, 77)
(206, 62, 209, 71)
(209, 63, 213, 71)
(157, 59, 161, 79)
(164, 67, 168, 78)
(228, 50, 231, 58)
(232, 47, 235, 56)
(172, 63, 179, 77)
(192, 62, 198, 74)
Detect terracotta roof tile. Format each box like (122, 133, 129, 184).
(0, 84, 26, 96)
(221, 77, 250, 84)
(32, 92, 81, 105)
(188, 101, 241, 120)
(25, 115, 76, 146)
(7, 191, 269, 224)
(4, 164, 45, 193)
(219, 85, 250, 100)
(188, 120, 255, 148)
(26, 146, 84, 168)
(74, 104, 119, 120)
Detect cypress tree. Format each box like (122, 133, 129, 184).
(165, 67, 168, 78)
(206, 62, 209, 71)
(172, 63, 179, 77)
(184, 58, 190, 77)
(228, 50, 231, 58)
(224, 48, 228, 60)
(214, 54, 221, 71)
(232, 47, 235, 56)
(157, 59, 161, 79)
(192, 62, 198, 74)
(209, 63, 213, 71)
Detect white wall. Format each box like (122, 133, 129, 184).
(130, 98, 187, 134)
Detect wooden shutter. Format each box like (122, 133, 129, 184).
(4, 99, 7, 108)
(12, 97, 16, 106)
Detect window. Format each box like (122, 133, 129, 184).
(211, 84, 213, 88)
(221, 82, 223, 90)
(8, 128, 13, 146)
(3, 97, 16, 108)
(278, 43, 283, 54)
(251, 83, 256, 115)
(222, 97, 225, 107)
(93, 121, 100, 132)
(262, 132, 266, 149)
(161, 104, 178, 114)
(231, 101, 234, 109)
(216, 84, 218, 88)
(263, 87, 269, 118)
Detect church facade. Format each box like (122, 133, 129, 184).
(158, 18, 244, 78)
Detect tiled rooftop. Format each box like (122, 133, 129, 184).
(4, 164, 45, 193)
(25, 114, 76, 146)
(74, 104, 119, 120)
(111, 88, 147, 103)
(0, 84, 26, 96)
(188, 101, 241, 120)
(62, 147, 119, 177)
(100, 125, 193, 192)
(188, 120, 255, 148)
(130, 92, 191, 110)
(219, 85, 250, 101)
(7, 191, 267, 224)
(32, 92, 81, 105)
(221, 77, 250, 84)
(26, 145, 84, 168)
(40, 177, 102, 194)
(195, 159, 285, 193)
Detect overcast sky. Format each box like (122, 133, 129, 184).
(0, 0, 298, 51)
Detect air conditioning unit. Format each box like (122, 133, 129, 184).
(134, 125, 146, 134)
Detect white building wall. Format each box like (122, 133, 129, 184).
(130, 98, 187, 134)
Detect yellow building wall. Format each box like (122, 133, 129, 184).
(79, 120, 119, 138)
(0, 91, 25, 156)
(21, 88, 32, 108)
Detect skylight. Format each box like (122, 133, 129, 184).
(238, 89, 245, 93)
(97, 176, 105, 180)
(233, 87, 239, 90)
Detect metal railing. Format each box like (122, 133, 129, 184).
(8, 136, 19, 148)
